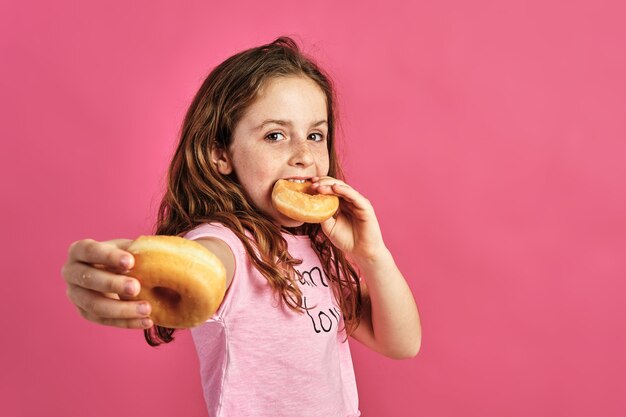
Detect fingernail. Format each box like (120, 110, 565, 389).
(124, 280, 139, 296)
(120, 255, 132, 269)
(141, 318, 153, 328)
(137, 303, 151, 315)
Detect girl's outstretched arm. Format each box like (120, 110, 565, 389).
(312, 177, 421, 359)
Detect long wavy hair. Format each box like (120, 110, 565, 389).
(145, 36, 362, 346)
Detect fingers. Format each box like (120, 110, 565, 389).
(311, 177, 373, 212)
(311, 176, 343, 186)
(68, 238, 135, 271)
(62, 263, 151, 329)
(82, 312, 153, 329)
(62, 262, 141, 297)
(62, 238, 153, 330)
(310, 176, 346, 195)
(68, 285, 153, 329)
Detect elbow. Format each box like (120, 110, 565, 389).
(384, 334, 422, 360)
(397, 340, 421, 360)
(406, 338, 422, 359)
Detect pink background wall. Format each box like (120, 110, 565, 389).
(2, 0, 625, 416)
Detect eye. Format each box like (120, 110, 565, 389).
(308, 133, 325, 142)
(265, 132, 285, 142)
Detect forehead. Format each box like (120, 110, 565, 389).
(240, 76, 328, 126)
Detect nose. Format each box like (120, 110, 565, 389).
(288, 139, 315, 167)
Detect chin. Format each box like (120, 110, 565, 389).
(270, 211, 304, 228)
(278, 218, 305, 228)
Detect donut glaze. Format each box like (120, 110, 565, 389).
(271, 179, 339, 223)
(126, 235, 226, 328)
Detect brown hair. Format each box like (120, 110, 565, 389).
(145, 36, 362, 346)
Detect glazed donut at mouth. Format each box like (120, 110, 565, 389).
(271, 179, 339, 223)
(125, 235, 226, 328)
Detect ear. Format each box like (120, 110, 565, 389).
(210, 145, 233, 175)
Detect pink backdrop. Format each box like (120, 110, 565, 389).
(2, 1, 625, 416)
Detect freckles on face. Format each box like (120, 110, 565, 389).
(227, 75, 331, 225)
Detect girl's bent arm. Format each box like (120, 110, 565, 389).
(312, 176, 421, 359)
(350, 249, 421, 359)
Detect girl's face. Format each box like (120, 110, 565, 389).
(212, 75, 331, 227)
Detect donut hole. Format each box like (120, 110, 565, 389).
(152, 286, 182, 308)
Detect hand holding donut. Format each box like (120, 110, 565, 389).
(63, 236, 227, 329)
(271, 176, 387, 263)
(310, 177, 387, 263)
(124, 236, 226, 328)
(62, 239, 154, 329)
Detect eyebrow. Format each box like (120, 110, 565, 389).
(255, 119, 328, 130)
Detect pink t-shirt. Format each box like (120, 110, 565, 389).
(184, 223, 360, 417)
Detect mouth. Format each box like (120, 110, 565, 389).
(283, 177, 310, 184)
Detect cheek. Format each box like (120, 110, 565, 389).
(316, 148, 331, 174)
(231, 147, 263, 177)
(232, 151, 275, 192)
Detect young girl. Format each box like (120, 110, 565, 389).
(62, 37, 421, 417)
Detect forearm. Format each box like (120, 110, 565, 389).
(354, 248, 422, 358)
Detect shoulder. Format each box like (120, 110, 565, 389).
(184, 222, 236, 241)
(184, 222, 247, 252)
(184, 223, 240, 287)
(194, 237, 236, 288)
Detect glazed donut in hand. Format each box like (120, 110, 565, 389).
(271, 179, 339, 223)
(125, 235, 226, 328)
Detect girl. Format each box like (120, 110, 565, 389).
(62, 37, 421, 417)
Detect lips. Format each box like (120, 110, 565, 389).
(281, 176, 313, 184)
